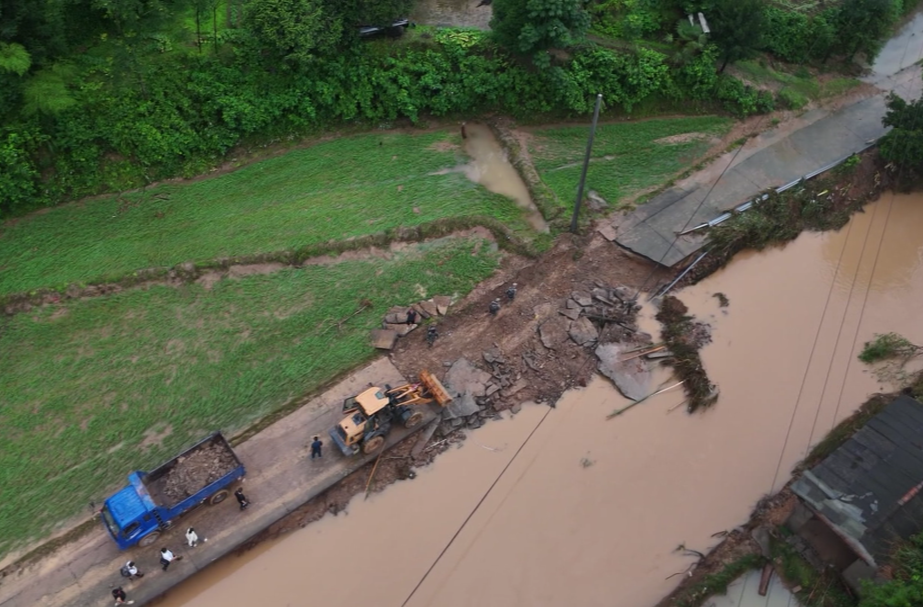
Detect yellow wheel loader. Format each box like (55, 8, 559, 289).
(329, 370, 452, 456)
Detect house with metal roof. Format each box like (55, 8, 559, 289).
(788, 394, 923, 588)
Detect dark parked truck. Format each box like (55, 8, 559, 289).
(101, 432, 245, 549)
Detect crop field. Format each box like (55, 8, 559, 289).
(527, 116, 733, 210)
(0, 130, 529, 297)
(0, 236, 499, 555)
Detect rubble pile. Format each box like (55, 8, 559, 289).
(370, 295, 452, 350)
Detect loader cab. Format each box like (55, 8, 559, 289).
(334, 387, 391, 448)
(101, 474, 159, 550)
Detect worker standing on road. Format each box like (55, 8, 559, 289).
(311, 436, 323, 459)
(488, 299, 501, 316)
(461, 122, 467, 139)
(426, 325, 438, 347)
(186, 527, 205, 548)
(120, 561, 143, 580)
(159, 548, 182, 571)
(506, 283, 517, 302)
(235, 487, 250, 510)
(111, 586, 134, 605)
(406, 308, 418, 325)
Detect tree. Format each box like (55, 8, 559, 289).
(490, 0, 590, 59)
(879, 93, 923, 187)
(835, 0, 897, 63)
(244, 0, 342, 62)
(706, 0, 765, 73)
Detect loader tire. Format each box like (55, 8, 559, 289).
(404, 411, 424, 429)
(363, 435, 385, 454)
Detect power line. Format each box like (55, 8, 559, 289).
(804, 198, 883, 456)
(400, 406, 553, 607)
(768, 215, 855, 493)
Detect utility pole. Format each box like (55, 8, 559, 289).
(570, 93, 603, 234)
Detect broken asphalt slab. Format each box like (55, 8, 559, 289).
(595, 343, 652, 402)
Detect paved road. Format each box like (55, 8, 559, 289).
(613, 13, 923, 268)
(0, 357, 437, 607)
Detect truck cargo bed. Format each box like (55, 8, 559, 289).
(145, 433, 241, 508)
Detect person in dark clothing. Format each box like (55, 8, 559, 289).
(406, 308, 418, 325)
(311, 436, 323, 459)
(234, 487, 250, 510)
(111, 586, 133, 605)
(488, 299, 501, 316)
(426, 325, 438, 347)
(461, 122, 467, 139)
(506, 283, 517, 302)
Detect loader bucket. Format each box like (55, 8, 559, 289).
(420, 370, 452, 406)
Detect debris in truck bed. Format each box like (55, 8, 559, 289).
(157, 442, 238, 504)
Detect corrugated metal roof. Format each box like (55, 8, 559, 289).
(791, 395, 923, 565)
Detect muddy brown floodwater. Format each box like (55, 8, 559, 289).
(434, 122, 549, 232)
(158, 193, 923, 607)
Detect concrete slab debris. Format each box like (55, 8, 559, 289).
(485, 383, 501, 396)
(411, 418, 441, 459)
(370, 329, 399, 350)
(433, 295, 451, 315)
(595, 343, 652, 401)
(383, 323, 416, 336)
(419, 299, 438, 317)
(568, 316, 599, 346)
(539, 317, 569, 350)
(565, 298, 581, 309)
(384, 312, 406, 325)
(443, 391, 480, 420)
(501, 378, 528, 398)
(533, 302, 557, 320)
(412, 303, 430, 319)
(572, 292, 593, 307)
(597, 223, 618, 242)
(444, 357, 492, 398)
(560, 307, 581, 320)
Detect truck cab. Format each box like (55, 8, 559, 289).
(101, 473, 164, 549)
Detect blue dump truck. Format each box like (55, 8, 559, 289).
(101, 432, 245, 549)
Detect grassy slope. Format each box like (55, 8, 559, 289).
(527, 116, 733, 209)
(0, 237, 498, 555)
(0, 130, 527, 296)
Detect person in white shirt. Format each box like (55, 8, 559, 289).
(160, 547, 182, 571)
(186, 527, 206, 547)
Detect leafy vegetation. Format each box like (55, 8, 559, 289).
(0, 129, 529, 296)
(490, 0, 591, 64)
(859, 333, 922, 364)
(0, 235, 499, 556)
(708, 0, 767, 73)
(526, 115, 732, 208)
(880, 93, 923, 188)
(772, 532, 856, 607)
(860, 532, 923, 606)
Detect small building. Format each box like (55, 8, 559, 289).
(789, 394, 923, 591)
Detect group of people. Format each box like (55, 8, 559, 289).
(110, 487, 252, 605)
(408, 282, 519, 349)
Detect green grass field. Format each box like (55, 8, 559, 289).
(0, 236, 498, 555)
(0, 130, 528, 297)
(733, 60, 861, 109)
(527, 116, 733, 210)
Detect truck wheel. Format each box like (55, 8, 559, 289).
(364, 435, 385, 454)
(209, 490, 230, 506)
(138, 531, 160, 547)
(404, 411, 424, 429)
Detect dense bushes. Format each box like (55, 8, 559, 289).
(0, 31, 768, 217)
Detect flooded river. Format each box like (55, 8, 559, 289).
(158, 193, 923, 607)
